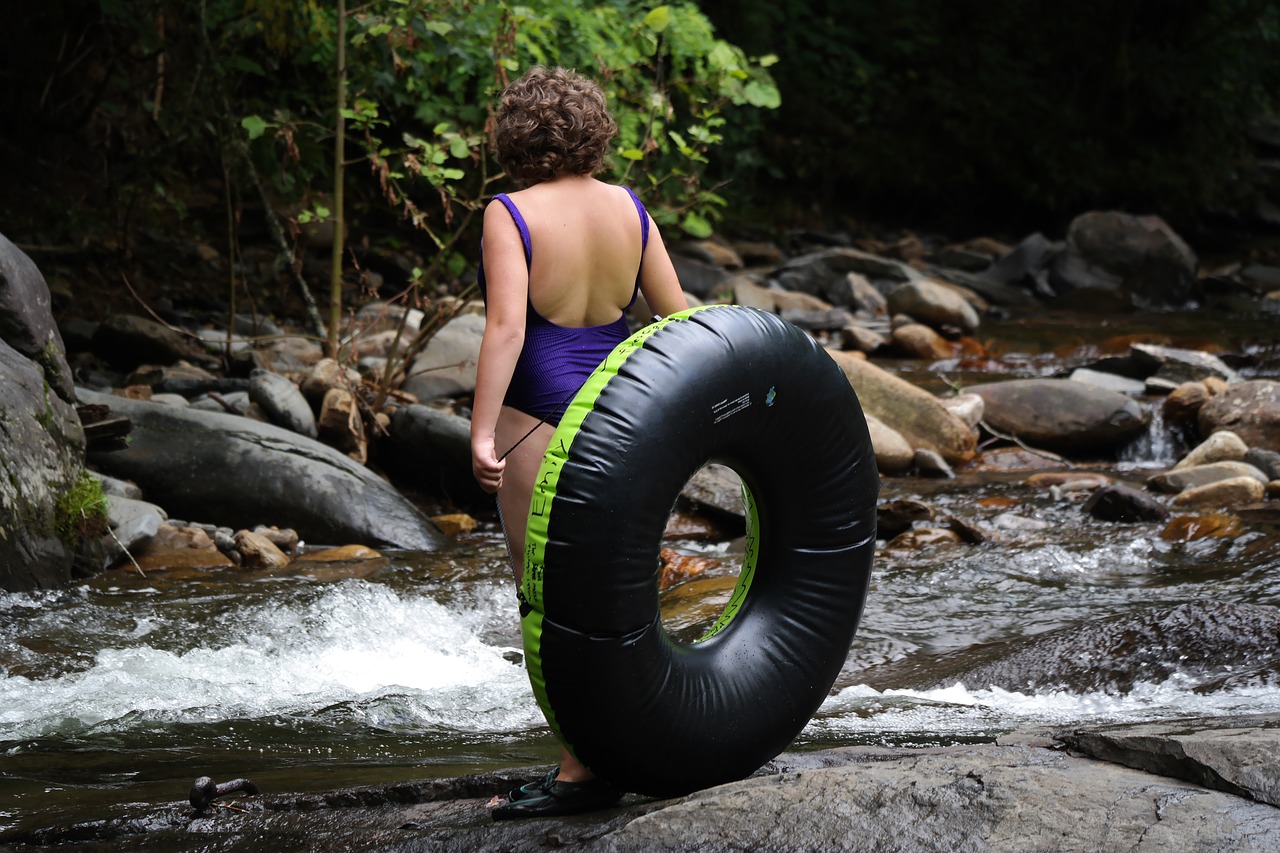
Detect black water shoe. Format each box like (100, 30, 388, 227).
(491, 777, 622, 820)
(508, 767, 558, 802)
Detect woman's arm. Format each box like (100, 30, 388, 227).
(471, 200, 529, 493)
(637, 215, 688, 318)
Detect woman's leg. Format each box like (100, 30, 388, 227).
(493, 408, 597, 785)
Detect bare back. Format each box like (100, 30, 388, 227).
(503, 177, 645, 327)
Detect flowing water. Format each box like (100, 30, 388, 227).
(3, 307, 1280, 840)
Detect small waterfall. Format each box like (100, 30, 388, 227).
(1119, 399, 1184, 468)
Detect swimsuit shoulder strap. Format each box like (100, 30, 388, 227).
(493, 193, 533, 268)
(622, 186, 649, 308)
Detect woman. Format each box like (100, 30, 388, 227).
(470, 66, 687, 819)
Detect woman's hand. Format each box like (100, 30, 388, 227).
(472, 435, 505, 494)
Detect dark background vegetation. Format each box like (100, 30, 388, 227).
(2, 0, 1278, 320)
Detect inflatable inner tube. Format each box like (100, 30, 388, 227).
(520, 305, 879, 797)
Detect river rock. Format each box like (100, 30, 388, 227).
(0, 267, 85, 589)
(1082, 481, 1168, 523)
(885, 279, 980, 334)
(980, 232, 1059, 297)
(317, 386, 366, 464)
(253, 334, 324, 374)
(90, 314, 218, 371)
(911, 448, 953, 478)
(939, 392, 984, 430)
(0, 231, 75, 399)
(1062, 714, 1280, 808)
(889, 322, 953, 359)
(1173, 429, 1249, 469)
(949, 601, 1280, 694)
(1160, 513, 1247, 541)
(1067, 367, 1146, 396)
(1130, 342, 1241, 386)
(826, 350, 977, 464)
(838, 323, 886, 353)
(249, 369, 318, 438)
(384, 403, 486, 505)
(234, 529, 290, 569)
(301, 357, 361, 403)
(670, 253, 727, 299)
(1148, 460, 1270, 493)
(731, 277, 783, 312)
(833, 272, 887, 316)
(968, 378, 1148, 456)
(1247, 447, 1280, 480)
(401, 313, 484, 402)
(1198, 380, 1280, 451)
(679, 463, 746, 525)
(863, 412, 914, 474)
(77, 388, 444, 550)
(1049, 211, 1198, 308)
(1169, 476, 1266, 510)
(770, 247, 921, 306)
(1162, 381, 1212, 430)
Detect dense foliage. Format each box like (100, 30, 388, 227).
(0, 0, 778, 286)
(699, 0, 1280, 232)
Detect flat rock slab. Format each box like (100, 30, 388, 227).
(15, 718, 1280, 852)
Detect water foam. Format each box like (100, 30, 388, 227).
(0, 581, 540, 740)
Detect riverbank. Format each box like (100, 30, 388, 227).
(10, 714, 1279, 851)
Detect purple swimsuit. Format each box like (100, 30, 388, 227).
(478, 188, 650, 425)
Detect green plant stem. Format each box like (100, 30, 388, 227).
(329, 0, 348, 360)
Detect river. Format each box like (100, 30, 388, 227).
(3, 307, 1280, 841)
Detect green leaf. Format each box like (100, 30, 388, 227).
(643, 6, 670, 33)
(241, 115, 269, 140)
(757, 54, 780, 68)
(744, 80, 782, 109)
(681, 212, 713, 238)
(424, 21, 454, 37)
(449, 136, 470, 159)
(620, 148, 645, 161)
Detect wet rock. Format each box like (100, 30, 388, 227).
(252, 525, 299, 553)
(93, 472, 143, 500)
(317, 386, 367, 464)
(295, 544, 383, 563)
(1198, 380, 1280, 451)
(299, 356, 360, 402)
(1160, 514, 1246, 541)
(838, 323, 887, 354)
(889, 322, 953, 359)
(249, 369, 318, 438)
(826, 350, 977, 464)
(885, 279, 981, 334)
(981, 232, 1059, 297)
(401, 313, 484, 402)
(679, 463, 746, 526)
(731, 277, 785, 312)
(0, 233, 76, 399)
(91, 314, 218, 371)
(1148, 460, 1269, 493)
(1067, 367, 1146, 396)
(949, 601, 1280, 694)
(781, 305, 858, 333)
(670, 253, 728, 299)
(876, 498, 936, 540)
(430, 513, 477, 536)
(1169, 476, 1266, 510)
(887, 527, 963, 549)
(78, 388, 445, 551)
(968, 378, 1148, 456)
(1082, 481, 1168, 522)
(770, 247, 921, 305)
(1049, 211, 1198, 308)
(1163, 381, 1213, 430)
(1173, 429, 1249, 469)
(253, 334, 324, 374)
(912, 448, 953, 478)
(863, 412, 914, 474)
(101, 495, 166, 569)
(384, 403, 484, 506)
(1130, 342, 1241, 386)
(150, 523, 217, 551)
(1062, 714, 1280, 807)
(233, 530, 290, 569)
(1247, 448, 1280, 480)
(833, 272, 887, 316)
(939, 393, 984, 430)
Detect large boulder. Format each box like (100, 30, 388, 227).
(825, 350, 977, 464)
(1048, 211, 1198, 308)
(967, 377, 1148, 456)
(401, 313, 484, 402)
(885, 279, 980, 335)
(78, 389, 444, 550)
(1198, 380, 1280, 452)
(0, 234, 85, 591)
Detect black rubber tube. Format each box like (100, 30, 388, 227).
(520, 305, 879, 797)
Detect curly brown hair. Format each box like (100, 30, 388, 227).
(492, 66, 618, 188)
